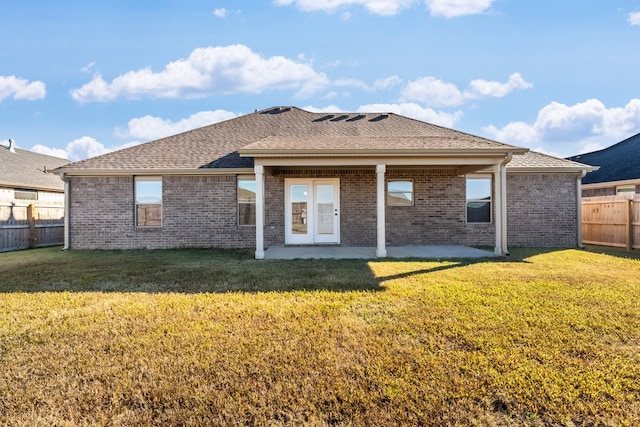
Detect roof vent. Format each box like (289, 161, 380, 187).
(313, 115, 334, 122)
(261, 107, 291, 115)
(8, 138, 16, 153)
(369, 114, 389, 122)
(329, 114, 349, 122)
(346, 114, 365, 122)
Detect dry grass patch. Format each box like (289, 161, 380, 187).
(0, 247, 639, 425)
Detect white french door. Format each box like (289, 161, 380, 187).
(285, 179, 340, 245)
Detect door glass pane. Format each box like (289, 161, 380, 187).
(316, 184, 334, 234)
(291, 184, 308, 234)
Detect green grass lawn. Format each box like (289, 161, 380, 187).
(1, 246, 639, 426)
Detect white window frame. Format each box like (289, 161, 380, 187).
(14, 189, 38, 201)
(387, 179, 414, 206)
(237, 175, 256, 226)
(616, 185, 636, 195)
(135, 176, 162, 227)
(466, 175, 492, 224)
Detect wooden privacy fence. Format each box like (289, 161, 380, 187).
(0, 202, 64, 252)
(582, 196, 640, 250)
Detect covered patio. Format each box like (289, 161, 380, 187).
(244, 157, 523, 260)
(263, 245, 497, 260)
(235, 110, 532, 260)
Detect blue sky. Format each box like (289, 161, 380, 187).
(1, 0, 640, 161)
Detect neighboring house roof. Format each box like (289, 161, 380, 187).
(54, 106, 593, 174)
(0, 142, 68, 192)
(566, 132, 640, 185)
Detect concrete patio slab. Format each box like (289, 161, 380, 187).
(264, 245, 496, 260)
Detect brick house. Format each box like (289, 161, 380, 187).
(567, 132, 640, 197)
(54, 106, 596, 258)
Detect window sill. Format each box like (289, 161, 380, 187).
(135, 226, 162, 231)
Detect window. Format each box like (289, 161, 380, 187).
(387, 180, 413, 206)
(135, 177, 162, 227)
(238, 176, 256, 226)
(616, 185, 636, 195)
(14, 189, 38, 201)
(466, 176, 491, 223)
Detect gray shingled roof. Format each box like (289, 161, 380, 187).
(0, 143, 68, 191)
(566, 132, 640, 184)
(508, 150, 595, 171)
(241, 135, 518, 153)
(55, 106, 592, 173)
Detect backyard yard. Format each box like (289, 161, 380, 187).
(0, 246, 639, 426)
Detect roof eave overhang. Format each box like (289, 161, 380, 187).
(0, 180, 64, 193)
(239, 148, 528, 158)
(507, 166, 599, 173)
(53, 167, 255, 177)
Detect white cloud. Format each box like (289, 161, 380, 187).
(213, 8, 228, 17)
(213, 8, 240, 17)
(333, 78, 371, 91)
(29, 145, 69, 159)
(323, 75, 401, 96)
(358, 102, 463, 127)
(31, 136, 110, 162)
(70, 44, 329, 102)
(483, 121, 537, 144)
(483, 98, 640, 156)
(426, 0, 494, 18)
(275, 0, 494, 16)
(116, 110, 238, 140)
(402, 76, 466, 107)
(81, 62, 97, 73)
(629, 11, 640, 25)
(322, 91, 339, 99)
(402, 73, 532, 107)
(0, 75, 46, 101)
(467, 73, 532, 99)
(274, 0, 418, 16)
(302, 104, 345, 113)
(373, 75, 402, 90)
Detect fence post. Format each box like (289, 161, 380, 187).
(28, 203, 37, 248)
(626, 199, 633, 251)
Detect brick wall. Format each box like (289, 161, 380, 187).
(582, 187, 615, 197)
(506, 173, 578, 247)
(68, 176, 255, 249)
(267, 168, 495, 247)
(582, 184, 640, 198)
(386, 169, 495, 246)
(68, 171, 580, 250)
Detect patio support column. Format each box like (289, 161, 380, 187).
(494, 163, 503, 255)
(62, 174, 70, 250)
(494, 153, 512, 256)
(376, 164, 387, 258)
(254, 165, 265, 259)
